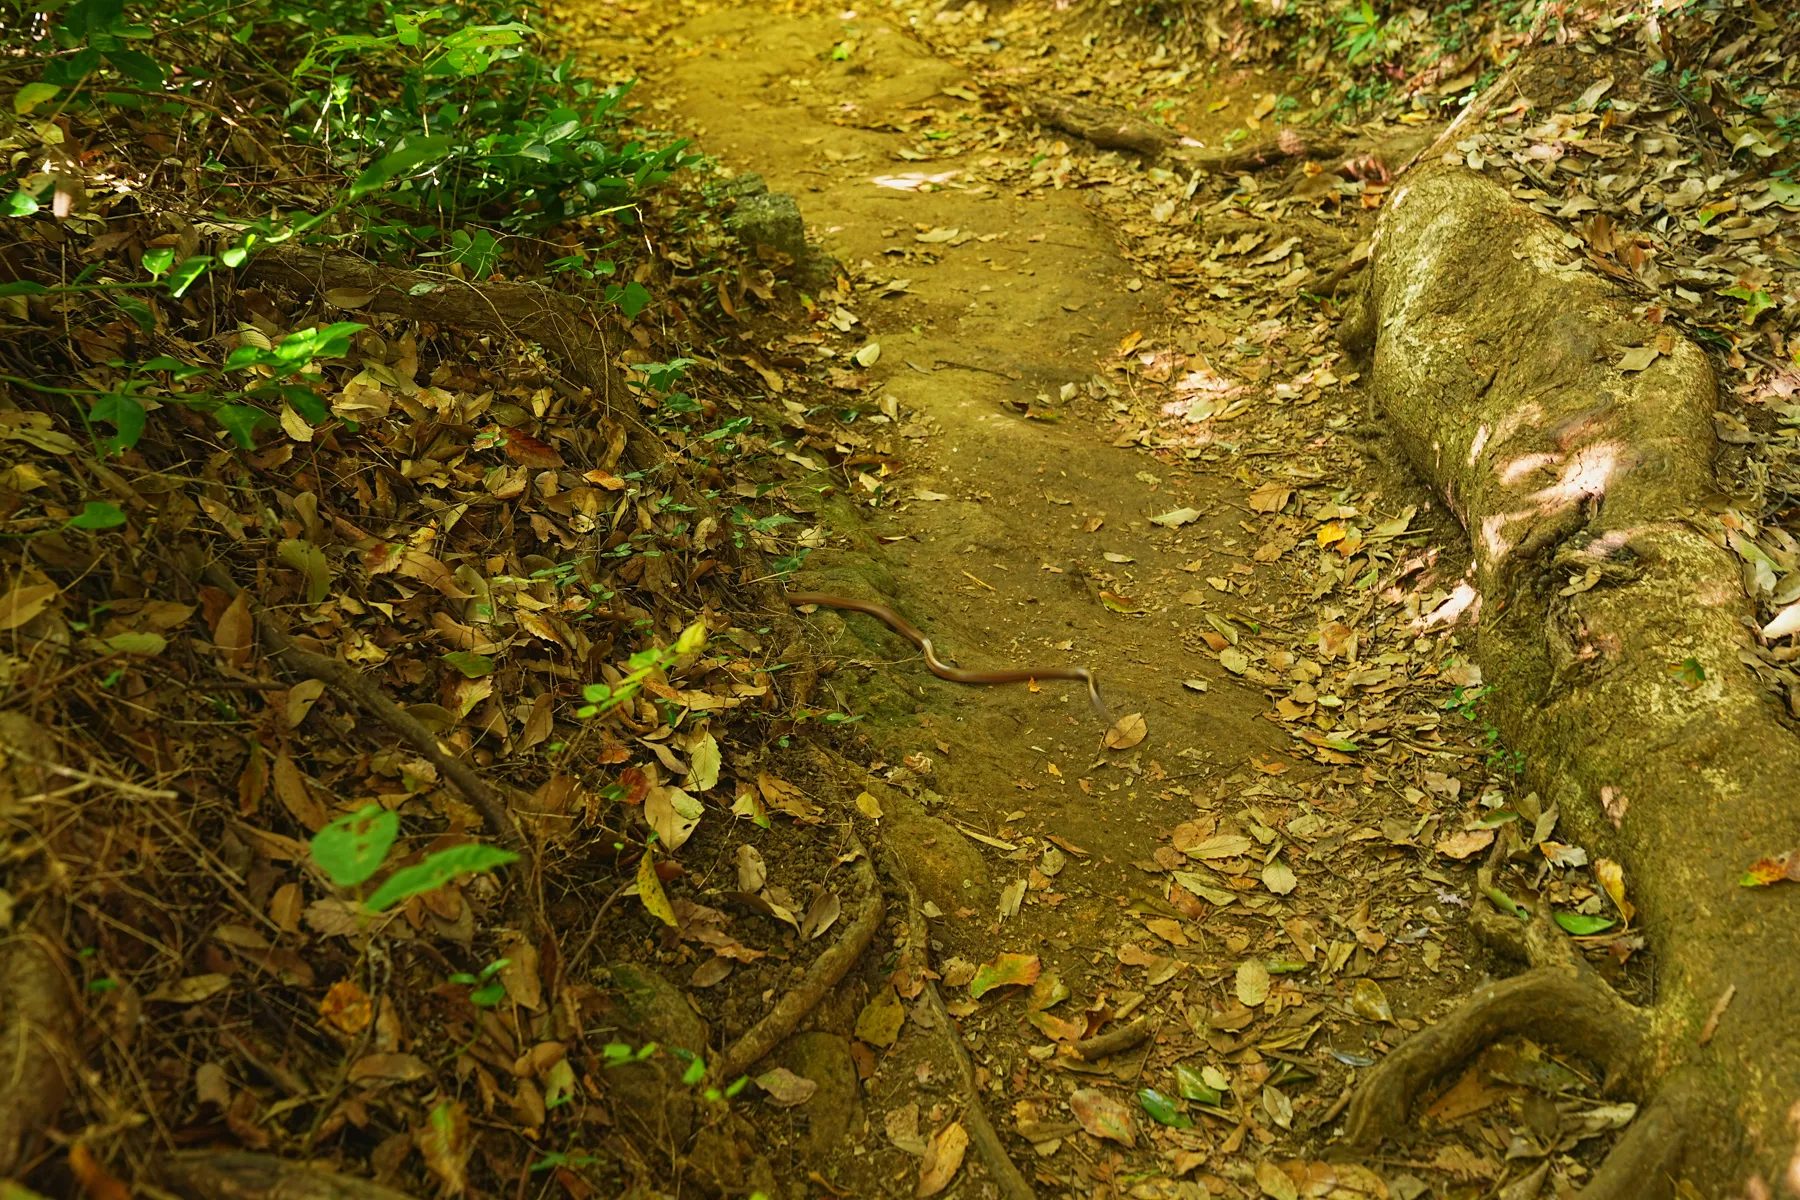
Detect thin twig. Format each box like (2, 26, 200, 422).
(8, 753, 178, 801)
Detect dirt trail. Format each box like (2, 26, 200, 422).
(615, 5, 1580, 1196)
(660, 5, 1292, 903)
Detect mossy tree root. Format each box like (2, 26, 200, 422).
(1338, 163, 1800, 1196)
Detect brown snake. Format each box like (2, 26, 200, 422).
(785, 592, 1110, 720)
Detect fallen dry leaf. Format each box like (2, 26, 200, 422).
(1069, 1088, 1136, 1146)
(1105, 711, 1148, 750)
(917, 1120, 968, 1196)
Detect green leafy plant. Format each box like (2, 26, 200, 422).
(576, 619, 706, 718)
(309, 804, 518, 912)
(448, 957, 512, 1007)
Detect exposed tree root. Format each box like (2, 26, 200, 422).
(154, 1151, 418, 1199)
(0, 933, 75, 1177)
(881, 847, 1036, 1200)
(1018, 90, 1174, 157)
(1345, 902, 1651, 1146)
(1338, 162, 1800, 1196)
(241, 250, 621, 408)
(716, 845, 883, 1082)
(197, 566, 540, 936)
(1176, 134, 1343, 176)
(0, 715, 80, 1177)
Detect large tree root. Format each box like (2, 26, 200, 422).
(1338, 164, 1800, 1196)
(1345, 899, 1653, 1142)
(154, 1151, 419, 1199)
(881, 847, 1035, 1200)
(716, 846, 883, 1082)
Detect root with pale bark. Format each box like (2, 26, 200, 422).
(1337, 163, 1800, 1197)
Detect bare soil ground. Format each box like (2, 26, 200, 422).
(556, 3, 1670, 1196)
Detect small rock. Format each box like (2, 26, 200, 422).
(728, 192, 808, 260)
(764, 1031, 863, 1155)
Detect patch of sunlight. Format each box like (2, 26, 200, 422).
(1490, 400, 1546, 450)
(872, 171, 962, 191)
(1468, 424, 1490, 465)
(1499, 451, 1562, 485)
(1526, 441, 1618, 510)
(1420, 582, 1481, 630)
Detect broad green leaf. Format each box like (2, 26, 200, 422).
(106, 48, 165, 87)
(14, 83, 60, 115)
(1553, 912, 1616, 936)
(1483, 886, 1530, 921)
(0, 279, 48, 295)
(142, 248, 174, 278)
(1174, 1062, 1222, 1105)
(365, 843, 519, 911)
(348, 135, 455, 200)
(3, 191, 39, 218)
(213, 404, 265, 448)
(166, 255, 214, 297)
(114, 295, 155, 334)
(612, 279, 652, 318)
(90, 393, 145, 453)
(311, 804, 398, 887)
(442, 650, 495, 678)
(67, 500, 127, 530)
(1137, 1087, 1192, 1128)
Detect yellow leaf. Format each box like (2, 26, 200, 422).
(636, 848, 678, 927)
(855, 984, 906, 1047)
(917, 1121, 968, 1197)
(1595, 858, 1633, 922)
(855, 790, 884, 820)
(1105, 711, 1147, 750)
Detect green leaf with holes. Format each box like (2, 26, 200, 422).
(311, 805, 399, 887)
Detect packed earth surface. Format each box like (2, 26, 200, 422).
(4, 0, 1800, 1199)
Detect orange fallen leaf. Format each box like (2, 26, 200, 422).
(917, 1121, 968, 1196)
(1105, 712, 1147, 750)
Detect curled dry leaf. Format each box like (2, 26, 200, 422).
(755, 1066, 819, 1107)
(646, 785, 704, 852)
(0, 581, 58, 631)
(1069, 1088, 1136, 1146)
(735, 843, 767, 892)
(1105, 711, 1148, 750)
(886, 1103, 927, 1155)
(798, 889, 842, 941)
(416, 1099, 472, 1196)
(917, 1120, 968, 1197)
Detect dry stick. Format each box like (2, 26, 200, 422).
(1071, 1016, 1150, 1062)
(882, 848, 1036, 1200)
(717, 847, 884, 1082)
(201, 569, 536, 908)
(1394, 65, 1520, 180)
(266, 628, 530, 863)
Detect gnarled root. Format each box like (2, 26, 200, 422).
(1344, 897, 1675, 1196)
